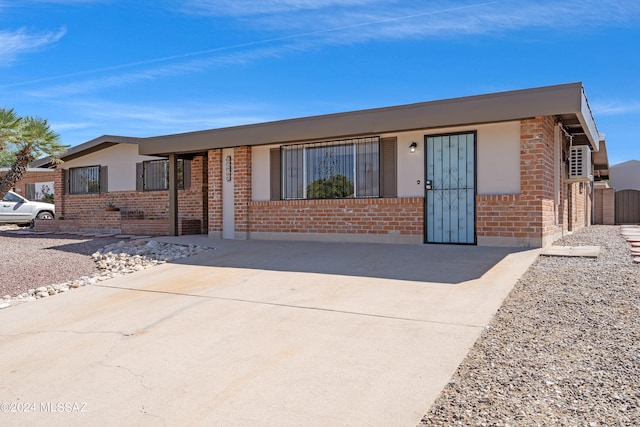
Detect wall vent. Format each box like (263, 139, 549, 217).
(566, 145, 593, 182)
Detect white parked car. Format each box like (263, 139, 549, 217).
(0, 191, 55, 225)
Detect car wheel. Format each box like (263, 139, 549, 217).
(36, 211, 54, 220)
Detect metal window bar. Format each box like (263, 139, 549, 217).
(281, 146, 304, 199)
(25, 183, 36, 200)
(357, 139, 380, 197)
(143, 160, 169, 191)
(143, 159, 186, 191)
(281, 137, 380, 200)
(69, 166, 100, 194)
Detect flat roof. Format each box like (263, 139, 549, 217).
(138, 82, 601, 156)
(31, 135, 139, 168)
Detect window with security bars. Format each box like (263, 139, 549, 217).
(25, 184, 36, 200)
(69, 165, 101, 194)
(140, 159, 190, 191)
(281, 137, 380, 200)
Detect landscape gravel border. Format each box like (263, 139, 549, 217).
(420, 225, 640, 426)
(1, 231, 209, 309)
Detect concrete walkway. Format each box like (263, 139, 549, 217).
(0, 238, 539, 426)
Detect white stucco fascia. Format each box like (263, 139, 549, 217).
(60, 144, 163, 192)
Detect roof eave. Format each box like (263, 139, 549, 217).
(139, 82, 593, 156)
(32, 135, 140, 168)
(577, 86, 600, 151)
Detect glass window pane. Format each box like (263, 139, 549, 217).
(69, 166, 100, 194)
(144, 160, 169, 191)
(306, 142, 354, 199)
(282, 146, 303, 199)
(356, 138, 380, 197)
(281, 137, 380, 200)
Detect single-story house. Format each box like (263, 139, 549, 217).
(610, 160, 640, 191)
(1, 168, 56, 201)
(33, 82, 610, 247)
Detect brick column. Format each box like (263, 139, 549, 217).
(53, 168, 64, 218)
(521, 116, 557, 246)
(234, 146, 252, 239)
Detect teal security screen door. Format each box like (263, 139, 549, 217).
(425, 132, 476, 244)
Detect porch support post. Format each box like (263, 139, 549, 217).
(168, 153, 178, 236)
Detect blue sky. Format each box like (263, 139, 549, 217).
(1, 0, 639, 165)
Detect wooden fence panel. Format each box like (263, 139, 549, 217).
(615, 189, 640, 224)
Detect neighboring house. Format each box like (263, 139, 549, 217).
(610, 160, 640, 191)
(34, 82, 610, 247)
(0, 168, 56, 201)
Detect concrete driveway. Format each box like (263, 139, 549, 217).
(0, 238, 539, 426)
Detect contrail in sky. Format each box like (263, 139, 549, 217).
(2, 1, 498, 89)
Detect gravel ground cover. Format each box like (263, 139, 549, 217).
(1, 228, 208, 308)
(0, 229, 121, 297)
(421, 225, 640, 426)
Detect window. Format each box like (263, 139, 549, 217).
(25, 183, 36, 200)
(68, 166, 102, 194)
(143, 160, 170, 191)
(138, 159, 191, 191)
(25, 182, 54, 202)
(2, 192, 24, 203)
(281, 137, 380, 200)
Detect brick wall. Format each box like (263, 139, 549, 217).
(234, 146, 251, 237)
(176, 156, 205, 225)
(477, 116, 595, 246)
(35, 156, 206, 235)
(249, 198, 424, 239)
(569, 181, 592, 230)
(476, 194, 540, 243)
(5, 170, 58, 199)
(36, 217, 200, 236)
(477, 117, 551, 246)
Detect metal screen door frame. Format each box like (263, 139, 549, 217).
(424, 131, 477, 244)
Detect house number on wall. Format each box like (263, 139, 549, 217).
(225, 155, 233, 182)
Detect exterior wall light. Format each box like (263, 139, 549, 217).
(409, 142, 418, 153)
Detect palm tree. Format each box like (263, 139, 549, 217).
(0, 108, 67, 198)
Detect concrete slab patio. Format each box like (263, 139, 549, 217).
(0, 238, 539, 426)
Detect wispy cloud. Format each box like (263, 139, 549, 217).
(592, 100, 640, 116)
(50, 121, 94, 132)
(53, 100, 277, 141)
(0, 27, 66, 65)
(182, 0, 640, 38)
(10, 0, 640, 95)
(23, 44, 290, 98)
(184, 0, 379, 16)
(26, 0, 108, 4)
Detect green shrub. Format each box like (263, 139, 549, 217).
(306, 174, 354, 199)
